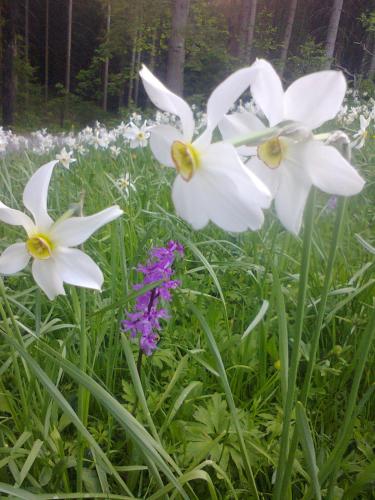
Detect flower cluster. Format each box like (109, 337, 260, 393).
(121, 241, 183, 356)
(139, 60, 365, 235)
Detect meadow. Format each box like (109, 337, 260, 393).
(0, 100, 374, 499)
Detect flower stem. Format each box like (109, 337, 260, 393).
(230, 126, 280, 147)
(77, 287, 88, 492)
(278, 196, 347, 498)
(132, 287, 156, 414)
(35, 287, 42, 337)
(136, 348, 143, 376)
(273, 188, 316, 500)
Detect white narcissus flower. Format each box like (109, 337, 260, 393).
(352, 115, 370, 149)
(139, 65, 271, 232)
(125, 121, 152, 148)
(115, 172, 136, 198)
(0, 161, 123, 300)
(219, 60, 365, 234)
(56, 147, 76, 169)
(110, 145, 121, 158)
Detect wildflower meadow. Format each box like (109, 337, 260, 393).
(0, 59, 374, 499)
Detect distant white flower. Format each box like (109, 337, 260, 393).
(125, 121, 152, 149)
(0, 161, 123, 299)
(91, 131, 109, 150)
(110, 145, 121, 159)
(219, 60, 365, 234)
(115, 172, 136, 198)
(0, 136, 6, 153)
(130, 112, 142, 125)
(352, 115, 371, 149)
(56, 147, 76, 169)
(140, 64, 271, 232)
(75, 144, 87, 156)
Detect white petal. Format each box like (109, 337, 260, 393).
(359, 115, 367, 130)
(0, 243, 30, 275)
(219, 111, 265, 140)
(172, 175, 210, 230)
(302, 141, 365, 195)
(0, 202, 35, 235)
(140, 65, 194, 141)
(54, 247, 103, 290)
(201, 142, 271, 208)
(172, 143, 270, 232)
(274, 164, 312, 235)
(205, 66, 260, 135)
(218, 111, 265, 157)
(250, 59, 284, 126)
(246, 156, 281, 197)
(201, 169, 266, 232)
(149, 124, 183, 167)
(284, 71, 346, 130)
(23, 160, 59, 230)
(32, 259, 65, 300)
(51, 206, 123, 247)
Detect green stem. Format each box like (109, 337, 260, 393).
(77, 287, 88, 492)
(279, 197, 347, 497)
(301, 198, 347, 401)
(320, 301, 375, 492)
(35, 287, 42, 337)
(273, 189, 316, 500)
(230, 126, 280, 148)
(131, 349, 143, 415)
(273, 266, 289, 409)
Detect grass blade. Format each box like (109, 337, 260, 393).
(189, 302, 259, 500)
(1, 333, 133, 497)
(295, 402, 321, 500)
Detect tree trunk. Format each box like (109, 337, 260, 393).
(246, 0, 257, 62)
(25, 0, 30, 104)
(65, 0, 73, 93)
(149, 26, 157, 72)
(166, 0, 190, 96)
(127, 33, 137, 105)
(2, 0, 17, 128)
(45, 0, 49, 102)
(134, 47, 142, 105)
(103, 0, 111, 111)
(279, 0, 298, 76)
(369, 35, 375, 79)
(25, 0, 29, 61)
(360, 31, 370, 76)
(62, 0, 73, 126)
(227, 0, 242, 57)
(239, 0, 257, 62)
(118, 53, 126, 108)
(324, 0, 344, 69)
(238, 0, 252, 62)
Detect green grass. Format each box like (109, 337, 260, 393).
(0, 140, 374, 499)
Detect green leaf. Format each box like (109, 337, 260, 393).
(295, 402, 321, 500)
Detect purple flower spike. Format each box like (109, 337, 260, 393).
(121, 241, 184, 355)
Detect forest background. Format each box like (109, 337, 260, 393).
(1, 0, 375, 130)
